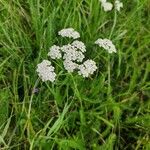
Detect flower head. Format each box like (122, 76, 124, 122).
(95, 38, 117, 53)
(36, 60, 56, 82)
(58, 28, 80, 39)
(102, 2, 113, 11)
(71, 40, 86, 53)
(78, 59, 97, 77)
(48, 45, 62, 59)
(61, 44, 75, 53)
(61, 44, 77, 61)
(115, 0, 123, 11)
(61, 44, 85, 62)
(100, 0, 113, 12)
(63, 59, 78, 73)
(75, 51, 85, 62)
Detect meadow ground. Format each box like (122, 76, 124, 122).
(0, 0, 150, 149)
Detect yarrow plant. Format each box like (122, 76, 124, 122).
(36, 28, 98, 82)
(36, 27, 119, 82)
(36, 27, 119, 83)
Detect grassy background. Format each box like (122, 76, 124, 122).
(0, 0, 150, 149)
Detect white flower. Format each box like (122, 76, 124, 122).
(115, 0, 123, 11)
(75, 51, 85, 62)
(58, 28, 80, 39)
(102, 2, 113, 11)
(63, 59, 78, 73)
(71, 40, 86, 53)
(61, 44, 77, 61)
(95, 38, 117, 53)
(48, 45, 62, 59)
(100, 0, 113, 12)
(61, 44, 85, 62)
(78, 59, 97, 77)
(61, 44, 75, 53)
(36, 60, 56, 82)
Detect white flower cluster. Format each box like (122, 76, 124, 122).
(61, 44, 84, 73)
(48, 45, 61, 59)
(36, 28, 98, 82)
(58, 28, 80, 39)
(61, 44, 85, 63)
(95, 38, 117, 53)
(78, 60, 97, 78)
(100, 0, 123, 12)
(36, 60, 56, 82)
(71, 40, 86, 53)
(36, 27, 119, 82)
(100, 0, 113, 12)
(115, 0, 123, 11)
(63, 59, 78, 73)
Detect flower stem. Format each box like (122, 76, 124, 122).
(27, 78, 40, 119)
(107, 10, 117, 99)
(107, 54, 111, 99)
(109, 10, 117, 39)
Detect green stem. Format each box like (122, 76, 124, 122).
(27, 78, 40, 119)
(107, 54, 111, 98)
(107, 10, 117, 99)
(70, 73, 83, 108)
(109, 10, 117, 39)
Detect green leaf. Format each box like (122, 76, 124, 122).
(0, 90, 9, 127)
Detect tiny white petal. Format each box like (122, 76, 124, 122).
(36, 60, 56, 82)
(48, 45, 62, 59)
(58, 28, 80, 39)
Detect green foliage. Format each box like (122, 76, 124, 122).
(0, 90, 9, 126)
(0, 0, 150, 149)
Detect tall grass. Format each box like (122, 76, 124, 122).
(0, 0, 150, 149)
